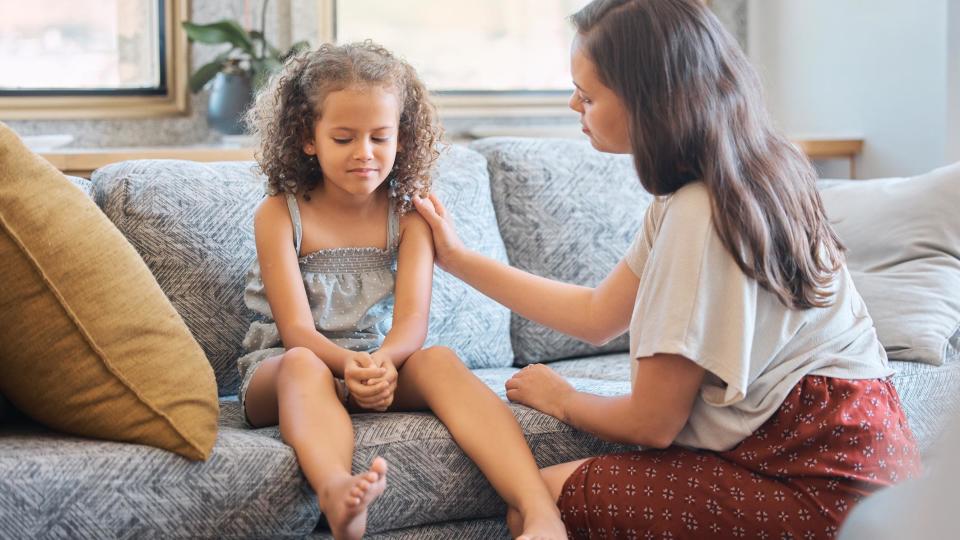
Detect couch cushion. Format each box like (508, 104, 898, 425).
(66, 175, 93, 198)
(0, 122, 218, 461)
(421, 145, 514, 368)
(92, 160, 265, 397)
(888, 359, 960, 455)
(92, 146, 513, 396)
(819, 163, 960, 365)
(470, 137, 654, 365)
(0, 403, 318, 538)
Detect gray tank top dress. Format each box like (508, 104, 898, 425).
(237, 193, 399, 418)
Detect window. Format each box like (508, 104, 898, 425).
(0, 0, 188, 119)
(323, 0, 591, 116)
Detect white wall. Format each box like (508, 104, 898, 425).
(747, 0, 953, 178)
(948, 0, 960, 164)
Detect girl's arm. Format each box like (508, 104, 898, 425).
(413, 194, 639, 345)
(506, 354, 705, 448)
(254, 195, 361, 377)
(375, 211, 434, 368)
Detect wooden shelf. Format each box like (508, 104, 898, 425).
(40, 146, 256, 178)
(40, 137, 864, 179)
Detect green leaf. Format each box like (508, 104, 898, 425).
(248, 30, 281, 60)
(251, 57, 284, 91)
(283, 40, 311, 60)
(189, 58, 227, 93)
(183, 20, 255, 55)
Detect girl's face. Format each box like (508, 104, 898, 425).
(305, 85, 401, 199)
(568, 35, 631, 154)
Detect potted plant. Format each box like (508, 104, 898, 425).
(183, 0, 309, 134)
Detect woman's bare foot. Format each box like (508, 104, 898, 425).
(511, 505, 568, 540)
(320, 457, 388, 540)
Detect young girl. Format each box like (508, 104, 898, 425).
(238, 42, 566, 540)
(414, 1, 922, 538)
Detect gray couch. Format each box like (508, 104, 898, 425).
(2, 138, 958, 539)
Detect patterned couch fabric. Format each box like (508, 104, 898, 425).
(91, 147, 513, 396)
(0, 414, 319, 538)
(470, 137, 654, 365)
(92, 160, 263, 396)
(66, 175, 93, 198)
(888, 359, 960, 455)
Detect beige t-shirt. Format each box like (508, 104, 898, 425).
(624, 181, 892, 452)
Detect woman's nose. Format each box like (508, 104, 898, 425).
(568, 90, 582, 113)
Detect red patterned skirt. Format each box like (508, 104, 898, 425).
(558, 376, 921, 539)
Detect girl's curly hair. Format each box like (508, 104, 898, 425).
(245, 40, 443, 213)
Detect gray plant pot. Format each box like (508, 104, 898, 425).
(207, 71, 253, 135)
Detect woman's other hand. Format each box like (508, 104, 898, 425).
(412, 193, 467, 274)
(505, 363, 576, 421)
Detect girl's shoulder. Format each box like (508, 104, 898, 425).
(253, 193, 295, 233)
(398, 207, 431, 241)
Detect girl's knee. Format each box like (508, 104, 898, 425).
(277, 347, 332, 382)
(406, 346, 464, 373)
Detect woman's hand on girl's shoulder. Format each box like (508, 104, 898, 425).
(412, 194, 467, 273)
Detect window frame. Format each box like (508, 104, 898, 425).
(0, 0, 190, 120)
(317, 0, 574, 117)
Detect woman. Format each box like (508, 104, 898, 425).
(414, 1, 920, 538)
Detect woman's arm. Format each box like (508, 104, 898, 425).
(254, 195, 359, 377)
(375, 211, 434, 368)
(505, 354, 704, 448)
(414, 194, 639, 345)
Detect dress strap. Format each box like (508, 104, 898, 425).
(284, 193, 303, 256)
(387, 197, 401, 252)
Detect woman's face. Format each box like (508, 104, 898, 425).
(568, 35, 632, 154)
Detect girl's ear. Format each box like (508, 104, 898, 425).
(304, 140, 317, 155)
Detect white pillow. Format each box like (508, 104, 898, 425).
(819, 162, 960, 365)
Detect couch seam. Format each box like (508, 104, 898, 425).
(0, 211, 207, 460)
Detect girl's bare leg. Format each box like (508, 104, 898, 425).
(244, 347, 387, 540)
(507, 459, 589, 537)
(391, 346, 567, 540)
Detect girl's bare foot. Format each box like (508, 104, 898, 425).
(320, 457, 388, 540)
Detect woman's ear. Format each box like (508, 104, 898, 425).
(304, 141, 317, 155)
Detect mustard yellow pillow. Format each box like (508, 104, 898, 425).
(0, 122, 218, 460)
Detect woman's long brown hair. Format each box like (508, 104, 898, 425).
(572, 0, 844, 309)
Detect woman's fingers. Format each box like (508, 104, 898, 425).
(413, 196, 438, 223)
(427, 193, 447, 218)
